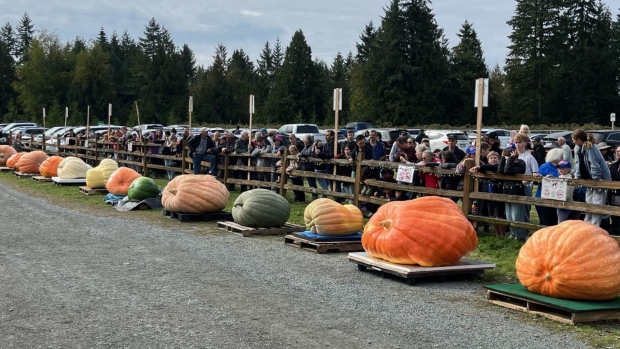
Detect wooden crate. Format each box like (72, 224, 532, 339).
(348, 252, 495, 285)
(284, 234, 363, 254)
(32, 175, 53, 182)
(162, 209, 233, 223)
(79, 186, 108, 195)
(52, 177, 86, 186)
(485, 284, 620, 325)
(217, 221, 305, 237)
(0, 166, 13, 172)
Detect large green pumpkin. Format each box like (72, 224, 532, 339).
(127, 177, 159, 201)
(232, 189, 291, 228)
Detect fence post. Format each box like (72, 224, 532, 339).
(279, 148, 289, 196)
(142, 143, 149, 177)
(181, 140, 187, 174)
(56, 135, 61, 156)
(461, 160, 475, 216)
(353, 152, 363, 207)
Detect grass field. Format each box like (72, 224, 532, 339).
(0, 171, 618, 348)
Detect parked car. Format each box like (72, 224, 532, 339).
(0, 122, 38, 144)
(426, 130, 470, 154)
(277, 123, 326, 143)
(541, 131, 572, 150)
(468, 128, 512, 147)
(586, 130, 620, 149)
(12, 126, 47, 149)
(338, 122, 376, 137)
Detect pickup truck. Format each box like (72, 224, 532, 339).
(338, 122, 375, 137)
(276, 123, 325, 143)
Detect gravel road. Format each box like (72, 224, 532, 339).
(0, 182, 590, 349)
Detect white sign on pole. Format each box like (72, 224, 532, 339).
(611, 113, 616, 122)
(65, 107, 68, 119)
(42, 107, 46, 119)
(396, 164, 415, 183)
(333, 88, 342, 111)
(249, 95, 255, 114)
(474, 78, 489, 107)
(189, 96, 193, 112)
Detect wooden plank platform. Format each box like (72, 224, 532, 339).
(13, 171, 36, 178)
(217, 221, 305, 237)
(32, 175, 53, 182)
(162, 209, 233, 223)
(348, 252, 495, 285)
(485, 284, 620, 325)
(0, 166, 13, 172)
(284, 234, 364, 254)
(79, 186, 108, 195)
(52, 177, 86, 186)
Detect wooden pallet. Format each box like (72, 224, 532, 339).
(162, 209, 233, 223)
(348, 252, 495, 285)
(52, 177, 86, 186)
(79, 186, 108, 195)
(217, 221, 305, 237)
(32, 175, 53, 182)
(0, 166, 13, 172)
(284, 234, 364, 254)
(485, 285, 620, 325)
(13, 171, 35, 178)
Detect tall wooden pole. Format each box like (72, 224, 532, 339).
(42, 107, 46, 130)
(188, 96, 193, 129)
(107, 103, 112, 137)
(474, 78, 485, 167)
(247, 94, 254, 181)
(332, 88, 342, 192)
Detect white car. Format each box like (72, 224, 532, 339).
(468, 128, 512, 147)
(425, 130, 470, 154)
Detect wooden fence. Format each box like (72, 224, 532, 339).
(22, 136, 620, 238)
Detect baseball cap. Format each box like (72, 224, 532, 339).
(466, 145, 476, 155)
(260, 128, 267, 134)
(504, 143, 516, 151)
(447, 134, 457, 140)
(558, 160, 572, 169)
(274, 135, 283, 141)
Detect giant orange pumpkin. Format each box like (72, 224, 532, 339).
(516, 220, 620, 301)
(39, 156, 64, 177)
(6, 152, 25, 170)
(106, 167, 142, 196)
(0, 145, 17, 166)
(161, 174, 229, 213)
(16, 151, 49, 174)
(304, 198, 363, 236)
(362, 196, 478, 266)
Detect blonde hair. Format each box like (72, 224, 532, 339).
(288, 145, 298, 153)
(487, 151, 499, 159)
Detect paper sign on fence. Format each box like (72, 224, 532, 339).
(396, 165, 415, 184)
(541, 177, 569, 201)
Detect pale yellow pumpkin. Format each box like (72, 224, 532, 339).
(57, 156, 93, 179)
(304, 198, 364, 236)
(86, 159, 119, 188)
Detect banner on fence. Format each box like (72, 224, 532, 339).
(396, 165, 415, 183)
(541, 177, 569, 201)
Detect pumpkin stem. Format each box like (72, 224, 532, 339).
(545, 273, 551, 281)
(169, 189, 177, 195)
(379, 219, 392, 230)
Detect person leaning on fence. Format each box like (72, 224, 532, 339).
(368, 130, 386, 161)
(288, 134, 303, 153)
(314, 130, 336, 196)
(470, 151, 506, 237)
(389, 131, 408, 161)
(416, 150, 440, 189)
(393, 136, 417, 164)
(533, 148, 563, 226)
(499, 143, 528, 241)
(556, 160, 576, 224)
(162, 133, 177, 180)
(188, 127, 218, 176)
(607, 146, 620, 233)
(271, 135, 286, 185)
(572, 129, 612, 226)
(233, 131, 252, 193)
(286, 145, 306, 203)
(335, 144, 354, 203)
(299, 135, 319, 200)
(251, 136, 272, 183)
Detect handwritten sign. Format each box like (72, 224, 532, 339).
(396, 165, 415, 184)
(541, 178, 568, 201)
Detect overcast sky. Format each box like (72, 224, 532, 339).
(2, 1, 618, 70)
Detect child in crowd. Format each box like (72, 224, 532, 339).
(556, 160, 575, 223)
(470, 151, 505, 237)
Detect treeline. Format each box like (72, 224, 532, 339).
(0, 0, 619, 128)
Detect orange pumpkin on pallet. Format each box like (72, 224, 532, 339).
(6, 152, 24, 170)
(106, 167, 142, 196)
(0, 145, 17, 166)
(39, 156, 64, 178)
(15, 151, 49, 174)
(161, 174, 229, 213)
(516, 220, 620, 301)
(362, 196, 478, 266)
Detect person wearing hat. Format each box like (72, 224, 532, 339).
(556, 159, 576, 224)
(188, 127, 218, 175)
(485, 132, 502, 154)
(271, 134, 287, 185)
(597, 142, 613, 163)
(533, 148, 564, 226)
(415, 128, 428, 144)
(251, 135, 272, 182)
(443, 134, 466, 162)
(421, 138, 430, 148)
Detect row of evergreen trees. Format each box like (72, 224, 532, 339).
(0, 0, 619, 128)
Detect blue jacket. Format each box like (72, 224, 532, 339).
(574, 144, 611, 181)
